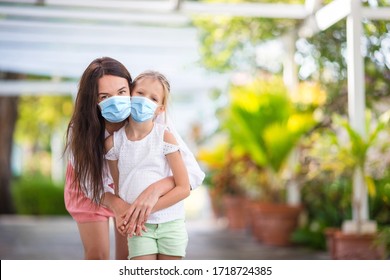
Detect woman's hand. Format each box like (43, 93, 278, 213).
(111, 199, 137, 237)
(120, 185, 160, 236)
(101, 192, 133, 236)
(121, 177, 176, 236)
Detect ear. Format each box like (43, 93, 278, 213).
(156, 105, 165, 115)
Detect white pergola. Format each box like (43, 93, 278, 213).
(1, 0, 389, 227)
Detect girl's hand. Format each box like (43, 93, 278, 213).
(120, 183, 161, 234)
(117, 200, 150, 237)
(134, 222, 146, 236)
(123, 222, 146, 238)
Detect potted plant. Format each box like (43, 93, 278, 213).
(221, 76, 322, 245)
(309, 110, 390, 259)
(198, 136, 249, 230)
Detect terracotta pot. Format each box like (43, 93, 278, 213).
(331, 230, 385, 260)
(249, 202, 264, 241)
(251, 202, 302, 246)
(222, 195, 247, 230)
(245, 199, 258, 232)
(324, 227, 339, 259)
(208, 189, 224, 219)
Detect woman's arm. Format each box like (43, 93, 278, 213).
(100, 192, 131, 236)
(103, 135, 131, 235)
(104, 136, 119, 192)
(101, 192, 129, 218)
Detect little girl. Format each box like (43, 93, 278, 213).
(105, 70, 192, 260)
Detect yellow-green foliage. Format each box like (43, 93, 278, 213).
(11, 175, 68, 216)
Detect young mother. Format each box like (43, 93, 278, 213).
(64, 57, 204, 259)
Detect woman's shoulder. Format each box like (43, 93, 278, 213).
(154, 122, 166, 130)
(108, 124, 127, 148)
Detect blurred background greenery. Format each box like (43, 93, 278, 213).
(10, 95, 72, 216)
(1, 0, 390, 254)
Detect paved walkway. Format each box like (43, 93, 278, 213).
(0, 215, 329, 260)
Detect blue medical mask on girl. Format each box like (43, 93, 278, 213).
(98, 96, 131, 123)
(130, 96, 159, 122)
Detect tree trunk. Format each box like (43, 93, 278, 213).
(0, 89, 19, 214)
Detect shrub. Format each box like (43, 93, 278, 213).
(11, 175, 68, 216)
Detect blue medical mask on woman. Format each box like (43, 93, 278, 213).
(98, 96, 131, 123)
(130, 96, 159, 122)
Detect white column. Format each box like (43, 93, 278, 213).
(51, 129, 65, 184)
(282, 31, 301, 206)
(282, 31, 298, 94)
(346, 0, 369, 222)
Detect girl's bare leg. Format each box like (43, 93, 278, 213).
(131, 254, 158, 260)
(158, 254, 182, 260)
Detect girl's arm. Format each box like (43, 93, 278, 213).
(154, 130, 191, 211)
(158, 115, 205, 189)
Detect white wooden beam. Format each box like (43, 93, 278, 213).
(0, 5, 190, 26)
(0, 19, 197, 48)
(298, 0, 349, 38)
(347, 0, 369, 223)
(304, 0, 322, 14)
(347, 2, 366, 137)
(0, 0, 176, 12)
(0, 74, 229, 97)
(44, 0, 175, 12)
(299, 1, 390, 38)
(362, 7, 390, 20)
(2, 1, 389, 23)
(182, 2, 308, 19)
(282, 31, 299, 93)
(0, 80, 77, 96)
(0, 0, 309, 20)
(314, 0, 350, 31)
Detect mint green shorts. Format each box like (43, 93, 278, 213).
(127, 219, 188, 259)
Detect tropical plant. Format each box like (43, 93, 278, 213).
(198, 136, 247, 197)
(308, 109, 390, 233)
(221, 76, 321, 203)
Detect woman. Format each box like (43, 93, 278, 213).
(64, 57, 204, 259)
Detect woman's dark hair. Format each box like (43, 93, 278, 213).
(65, 57, 132, 204)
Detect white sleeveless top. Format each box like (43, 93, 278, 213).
(105, 122, 184, 224)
